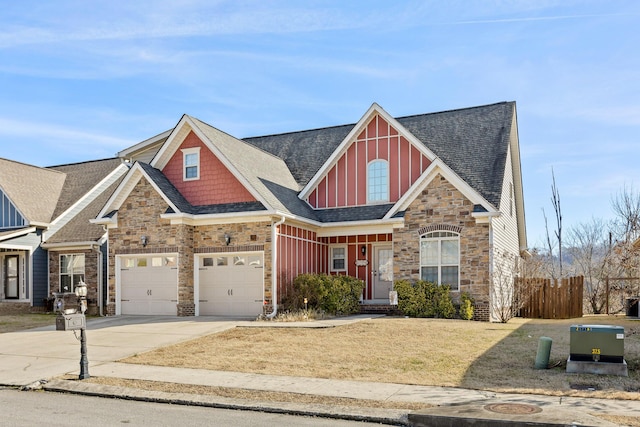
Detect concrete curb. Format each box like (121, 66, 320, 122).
(41, 379, 411, 426)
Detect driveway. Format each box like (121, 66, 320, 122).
(0, 315, 246, 386)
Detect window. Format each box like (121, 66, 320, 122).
(420, 231, 459, 290)
(330, 246, 346, 271)
(367, 160, 389, 203)
(182, 147, 200, 180)
(60, 254, 85, 293)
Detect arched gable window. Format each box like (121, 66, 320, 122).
(420, 231, 460, 290)
(367, 160, 389, 203)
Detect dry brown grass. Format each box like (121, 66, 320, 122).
(121, 315, 640, 400)
(0, 314, 55, 333)
(84, 376, 429, 411)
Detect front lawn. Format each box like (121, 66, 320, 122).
(0, 314, 55, 333)
(121, 315, 640, 400)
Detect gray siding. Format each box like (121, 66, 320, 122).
(0, 189, 26, 229)
(32, 243, 48, 306)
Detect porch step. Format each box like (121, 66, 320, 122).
(359, 304, 402, 316)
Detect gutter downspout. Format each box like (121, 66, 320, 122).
(266, 216, 286, 319)
(94, 244, 104, 316)
(488, 221, 494, 322)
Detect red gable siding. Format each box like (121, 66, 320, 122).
(162, 131, 256, 206)
(307, 115, 431, 208)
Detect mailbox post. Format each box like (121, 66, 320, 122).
(76, 281, 89, 380)
(54, 280, 90, 380)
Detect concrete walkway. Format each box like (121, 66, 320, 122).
(2, 315, 639, 426)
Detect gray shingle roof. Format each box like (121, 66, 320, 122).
(314, 204, 396, 223)
(46, 179, 122, 244)
(48, 158, 124, 219)
(397, 102, 513, 209)
(114, 102, 515, 222)
(243, 102, 514, 209)
(0, 158, 66, 224)
(243, 124, 352, 187)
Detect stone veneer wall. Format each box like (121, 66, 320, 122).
(393, 174, 491, 321)
(108, 177, 193, 316)
(49, 249, 100, 315)
(107, 177, 274, 316)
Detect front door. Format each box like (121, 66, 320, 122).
(4, 255, 19, 299)
(373, 246, 393, 299)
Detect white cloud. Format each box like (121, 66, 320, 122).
(0, 117, 130, 149)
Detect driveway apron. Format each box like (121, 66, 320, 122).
(0, 316, 243, 386)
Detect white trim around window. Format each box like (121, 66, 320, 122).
(367, 159, 389, 203)
(60, 253, 85, 293)
(330, 245, 347, 272)
(419, 231, 460, 291)
(182, 147, 201, 181)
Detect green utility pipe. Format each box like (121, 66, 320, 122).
(535, 336, 553, 369)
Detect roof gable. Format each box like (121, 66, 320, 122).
(0, 158, 66, 225)
(0, 187, 27, 229)
(298, 103, 437, 201)
(149, 115, 301, 214)
(300, 105, 435, 209)
(96, 162, 187, 221)
(161, 129, 256, 206)
(397, 102, 514, 208)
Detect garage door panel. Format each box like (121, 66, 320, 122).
(120, 255, 177, 315)
(199, 253, 264, 317)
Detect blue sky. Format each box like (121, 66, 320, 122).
(1, 1, 638, 248)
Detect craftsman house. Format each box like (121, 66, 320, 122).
(94, 101, 526, 321)
(0, 158, 128, 314)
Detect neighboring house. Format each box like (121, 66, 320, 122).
(0, 158, 128, 314)
(94, 101, 527, 321)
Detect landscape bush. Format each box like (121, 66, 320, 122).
(458, 292, 474, 320)
(283, 273, 364, 315)
(394, 279, 455, 318)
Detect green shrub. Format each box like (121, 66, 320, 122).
(459, 292, 474, 320)
(283, 273, 364, 316)
(395, 280, 455, 319)
(283, 273, 327, 310)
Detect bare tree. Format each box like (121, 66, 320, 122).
(611, 184, 640, 242)
(565, 218, 610, 314)
(491, 248, 545, 323)
(542, 208, 556, 279)
(491, 248, 519, 323)
(542, 169, 563, 280)
(608, 186, 640, 309)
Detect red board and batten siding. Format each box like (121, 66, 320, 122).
(327, 234, 392, 300)
(307, 115, 431, 208)
(162, 131, 257, 206)
(275, 223, 393, 302)
(276, 224, 328, 303)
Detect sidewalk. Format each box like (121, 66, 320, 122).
(3, 314, 640, 426)
(42, 362, 639, 426)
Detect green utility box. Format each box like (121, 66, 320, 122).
(569, 325, 624, 363)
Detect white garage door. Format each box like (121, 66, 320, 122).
(120, 255, 178, 315)
(199, 252, 264, 317)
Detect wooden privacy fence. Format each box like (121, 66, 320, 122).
(516, 276, 584, 319)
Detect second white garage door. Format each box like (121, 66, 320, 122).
(119, 255, 178, 315)
(198, 252, 264, 317)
